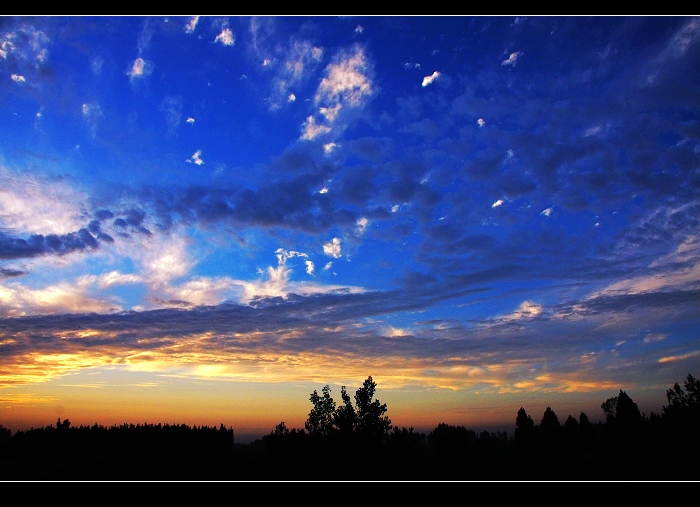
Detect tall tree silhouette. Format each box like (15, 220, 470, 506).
(305, 376, 391, 449)
(333, 386, 357, 438)
(353, 376, 392, 446)
(540, 407, 561, 450)
(514, 407, 536, 452)
(305, 385, 336, 438)
(663, 374, 700, 418)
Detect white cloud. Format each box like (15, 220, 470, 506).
(186, 117, 195, 124)
(315, 45, 372, 107)
(130, 57, 145, 77)
(184, 16, 200, 34)
(540, 207, 553, 217)
(163, 276, 239, 307)
(477, 118, 485, 127)
(323, 237, 342, 258)
(234, 248, 361, 303)
(260, 36, 324, 111)
(11, 74, 25, 84)
(0, 280, 120, 317)
(305, 260, 315, 275)
(319, 187, 329, 194)
(0, 25, 48, 65)
(492, 199, 504, 208)
(323, 143, 337, 154)
(355, 25, 364, 34)
(275, 248, 308, 265)
(320, 104, 341, 122)
(356, 217, 368, 235)
(391, 205, 400, 213)
(501, 51, 522, 66)
(493, 301, 543, 323)
(186, 150, 204, 166)
(288, 93, 296, 102)
(384, 326, 411, 338)
(237, 266, 361, 304)
(139, 233, 193, 289)
(127, 57, 152, 82)
(97, 271, 143, 289)
(324, 262, 333, 270)
(215, 28, 235, 46)
(301, 115, 331, 141)
(0, 167, 88, 235)
(301, 45, 373, 140)
(421, 71, 440, 87)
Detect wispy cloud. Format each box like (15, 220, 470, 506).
(0, 278, 120, 317)
(315, 45, 372, 106)
(82, 102, 103, 137)
(184, 16, 200, 34)
(301, 45, 373, 140)
(159, 96, 183, 135)
(0, 168, 89, 236)
(501, 51, 522, 66)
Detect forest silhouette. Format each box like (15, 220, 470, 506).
(0, 374, 698, 480)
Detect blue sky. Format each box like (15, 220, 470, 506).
(1, 16, 699, 437)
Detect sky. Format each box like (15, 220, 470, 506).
(0, 16, 699, 441)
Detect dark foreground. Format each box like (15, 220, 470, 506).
(2, 374, 698, 480)
(0, 416, 698, 480)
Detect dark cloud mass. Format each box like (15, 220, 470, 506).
(0, 267, 26, 279)
(0, 229, 99, 260)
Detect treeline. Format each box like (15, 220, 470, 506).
(0, 421, 234, 480)
(0, 374, 698, 480)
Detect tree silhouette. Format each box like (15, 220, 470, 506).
(514, 407, 535, 451)
(333, 386, 357, 438)
(540, 407, 561, 450)
(663, 374, 700, 418)
(305, 385, 336, 438)
(353, 376, 391, 444)
(563, 415, 578, 449)
(578, 412, 592, 447)
(615, 390, 643, 427)
(304, 376, 391, 449)
(601, 396, 618, 424)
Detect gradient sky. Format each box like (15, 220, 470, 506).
(1, 16, 699, 441)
